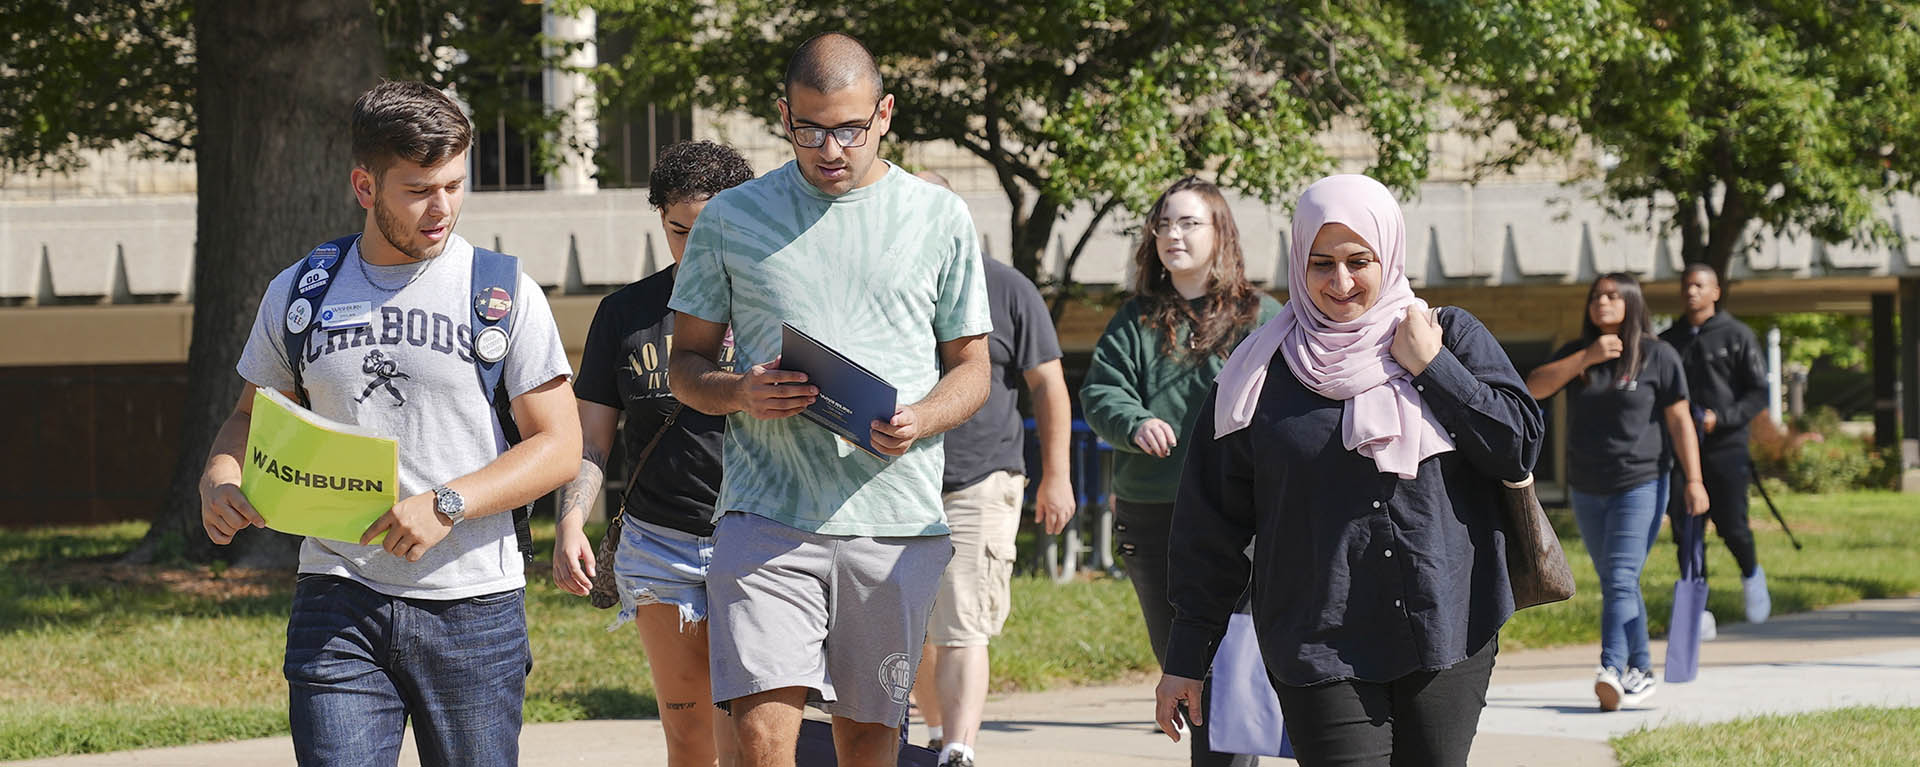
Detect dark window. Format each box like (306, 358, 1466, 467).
(472, 74, 546, 192)
(593, 16, 694, 188)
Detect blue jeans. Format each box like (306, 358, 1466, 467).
(1570, 476, 1669, 672)
(284, 575, 530, 767)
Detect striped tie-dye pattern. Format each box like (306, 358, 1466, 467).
(669, 162, 993, 537)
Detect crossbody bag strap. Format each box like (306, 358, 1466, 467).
(615, 403, 685, 519)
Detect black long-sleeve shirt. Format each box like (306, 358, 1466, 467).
(1165, 308, 1544, 686)
(1658, 310, 1768, 456)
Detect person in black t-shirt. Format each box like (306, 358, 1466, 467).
(553, 140, 753, 767)
(1527, 272, 1707, 712)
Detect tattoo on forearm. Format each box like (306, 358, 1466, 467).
(663, 701, 697, 710)
(558, 459, 605, 524)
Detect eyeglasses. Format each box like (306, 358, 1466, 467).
(785, 100, 882, 149)
(1152, 217, 1211, 238)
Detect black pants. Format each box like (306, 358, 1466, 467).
(1671, 447, 1759, 578)
(1272, 638, 1497, 767)
(1115, 498, 1259, 767)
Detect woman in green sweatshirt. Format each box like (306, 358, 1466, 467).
(1080, 176, 1280, 767)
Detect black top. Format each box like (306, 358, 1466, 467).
(574, 266, 733, 537)
(1165, 308, 1543, 686)
(1658, 311, 1767, 455)
(941, 258, 1062, 492)
(1546, 337, 1689, 494)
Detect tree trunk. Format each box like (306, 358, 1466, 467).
(1008, 194, 1060, 284)
(1049, 196, 1121, 322)
(132, 0, 382, 566)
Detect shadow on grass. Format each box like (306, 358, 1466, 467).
(537, 687, 659, 720)
(0, 580, 294, 635)
(0, 538, 296, 635)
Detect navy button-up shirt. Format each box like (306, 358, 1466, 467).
(1165, 308, 1543, 686)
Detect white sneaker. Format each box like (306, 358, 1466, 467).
(1620, 667, 1658, 707)
(937, 743, 975, 767)
(1594, 666, 1624, 711)
(1700, 609, 1718, 641)
(1745, 566, 1771, 624)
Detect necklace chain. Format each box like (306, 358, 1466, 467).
(356, 250, 434, 291)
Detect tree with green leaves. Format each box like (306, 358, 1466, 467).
(1, 1, 567, 564)
(1413, 0, 1920, 278)
(585, 0, 1441, 295)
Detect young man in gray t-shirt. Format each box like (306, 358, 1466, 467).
(199, 81, 578, 766)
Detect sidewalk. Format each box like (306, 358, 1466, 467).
(7, 598, 1918, 766)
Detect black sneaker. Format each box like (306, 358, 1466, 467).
(937, 752, 973, 767)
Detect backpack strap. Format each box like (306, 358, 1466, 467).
(282, 235, 361, 408)
(468, 246, 536, 564)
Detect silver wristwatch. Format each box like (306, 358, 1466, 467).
(431, 485, 466, 526)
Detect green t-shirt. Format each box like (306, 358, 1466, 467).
(668, 161, 992, 536)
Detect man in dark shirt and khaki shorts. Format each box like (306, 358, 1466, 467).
(909, 171, 1077, 767)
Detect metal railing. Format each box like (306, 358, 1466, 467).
(1023, 418, 1118, 582)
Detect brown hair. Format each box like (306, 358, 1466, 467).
(351, 81, 472, 177)
(1129, 176, 1265, 360)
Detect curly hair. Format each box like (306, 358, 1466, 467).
(647, 140, 754, 209)
(1128, 176, 1265, 360)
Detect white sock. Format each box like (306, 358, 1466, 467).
(939, 742, 974, 762)
(926, 725, 943, 742)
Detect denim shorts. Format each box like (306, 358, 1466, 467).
(610, 517, 714, 631)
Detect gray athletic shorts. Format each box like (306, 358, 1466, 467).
(706, 511, 953, 726)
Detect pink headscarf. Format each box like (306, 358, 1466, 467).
(1212, 174, 1453, 479)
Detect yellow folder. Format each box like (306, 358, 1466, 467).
(241, 388, 398, 545)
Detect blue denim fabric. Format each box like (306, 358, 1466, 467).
(284, 575, 530, 767)
(610, 517, 714, 631)
(1570, 476, 1669, 671)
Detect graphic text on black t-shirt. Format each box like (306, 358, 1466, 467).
(625, 331, 737, 395)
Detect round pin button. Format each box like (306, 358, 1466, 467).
(297, 268, 331, 296)
(286, 298, 314, 334)
(473, 287, 513, 322)
(307, 243, 340, 270)
(475, 326, 510, 362)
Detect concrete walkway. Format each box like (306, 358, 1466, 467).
(7, 598, 1918, 767)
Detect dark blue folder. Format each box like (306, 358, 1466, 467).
(780, 323, 898, 460)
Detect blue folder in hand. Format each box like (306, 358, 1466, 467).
(780, 323, 899, 460)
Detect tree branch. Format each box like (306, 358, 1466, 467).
(137, 127, 193, 153)
(1049, 195, 1122, 321)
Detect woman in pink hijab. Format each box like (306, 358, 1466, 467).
(1152, 175, 1543, 767)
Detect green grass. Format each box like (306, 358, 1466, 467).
(1612, 707, 1920, 766)
(0, 520, 1151, 759)
(1500, 491, 1920, 650)
(1, 491, 1913, 759)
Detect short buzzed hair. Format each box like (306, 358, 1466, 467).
(351, 81, 472, 176)
(785, 33, 883, 98)
(1682, 262, 1721, 285)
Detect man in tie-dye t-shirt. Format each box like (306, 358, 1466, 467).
(665, 33, 991, 767)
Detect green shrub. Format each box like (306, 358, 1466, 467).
(1750, 408, 1894, 492)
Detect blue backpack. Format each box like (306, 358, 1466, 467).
(281, 234, 536, 563)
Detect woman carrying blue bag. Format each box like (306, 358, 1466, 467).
(1155, 175, 1543, 767)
